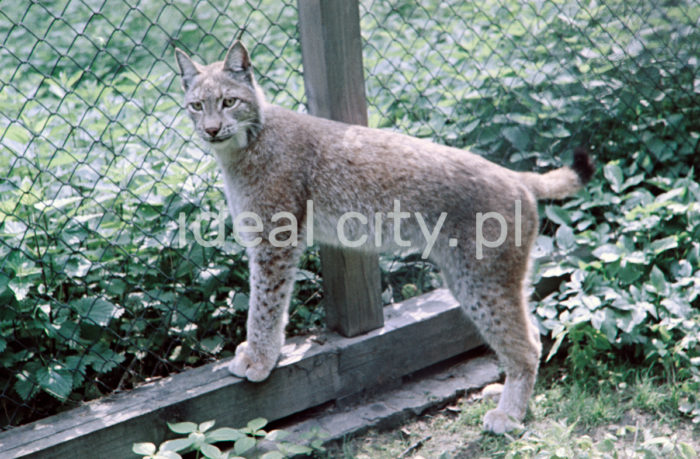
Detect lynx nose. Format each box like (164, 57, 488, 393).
(205, 126, 220, 138)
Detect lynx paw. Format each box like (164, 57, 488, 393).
(227, 341, 275, 382)
(483, 408, 523, 434)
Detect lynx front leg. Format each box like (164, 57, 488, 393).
(229, 243, 300, 382)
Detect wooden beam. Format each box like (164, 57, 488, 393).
(0, 289, 482, 459)
(297, 0, 383, 337)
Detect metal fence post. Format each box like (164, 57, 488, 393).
(297, 0, 384, 337)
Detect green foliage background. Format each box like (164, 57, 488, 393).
(1, 0, 698, 427)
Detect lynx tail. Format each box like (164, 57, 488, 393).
(520, 147, 594, 200)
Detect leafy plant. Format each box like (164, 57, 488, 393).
(132, 418, 325, 459)
(535, 166, 700, 421)
(504, 422, 698, 459)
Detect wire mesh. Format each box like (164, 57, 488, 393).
(1, 0, 699, 429)
(0, 0, 308, 428)
(360, 0, 699, 169)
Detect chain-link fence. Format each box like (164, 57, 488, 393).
(361, 0, 698, 166)
(1, 0, 698, 429)
(0, 0, 309, 429)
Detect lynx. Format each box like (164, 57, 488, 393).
(174, 40, 593, 434)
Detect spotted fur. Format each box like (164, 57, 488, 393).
(175, 40, 592, 434)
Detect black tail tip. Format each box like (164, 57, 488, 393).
(572, 147, 594, 184)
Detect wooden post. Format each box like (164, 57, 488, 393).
(297, 0, 383, 336)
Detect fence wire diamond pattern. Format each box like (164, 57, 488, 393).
(1, 0, 699, 429)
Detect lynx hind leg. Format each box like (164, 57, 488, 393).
(480, 290, 542, 434)
(228, 243, 300, 382)
(443, 261, 541, 434)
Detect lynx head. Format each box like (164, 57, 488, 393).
(174, 41, 265, 151)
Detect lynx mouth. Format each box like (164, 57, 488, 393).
(207, 136, 231, 144)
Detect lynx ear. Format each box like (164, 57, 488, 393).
(174, 48, 200, 91)
(223, 41, 252, 81)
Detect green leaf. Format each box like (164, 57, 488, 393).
(649, 266, 668, 295)
(70, 297, 122, 326)
(582, 295, 601, 309)
(603, 163, 624, 193)
(36, 364, 73, 401)
(545, 205, 572, 226)
(623, 251, 646, 264)
(199, 443, 223, 459)
(555, 225, 575, 250)
(168, 422, 198, 434)
(8, 276, 33, 301)
(4, 123, 31, 147)
(539, 263, 575, 278)
(260, 451, 285, 459)
(232, 293, 249, 311)
(207, 427, 245, 443)
(198, 336, 225, 354)
(247, 417, 267, 432)
(198, 420, 216, 432)
(592, 244, 621, 263)
(533, 235, 554, 258)
(188, 431, 207, 448)
(463, 118, 480, 134)
(85, 342, 126, 373)
(542, 124, 571, 139)
(160, 438, 193, 452)
(546, 330, 568, 362)
(648, 137, 673, 160)
(64, 257, 92, 279)
(264, 429, 289, 442)
(14, 367, 40, 402)
(154, 452, 182, 459)
(660, 298, 691, 317)
(650, 236, 678, 255)
(234, 436, 256, 455)
(600, 311, 619, 340)
(502, 126, 530, 151)
(0, 272, 10, 294)
(132, 442, 157, 456)
(618, 263, 643, 285)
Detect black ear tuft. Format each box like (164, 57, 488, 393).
(572, 147, 594, 184)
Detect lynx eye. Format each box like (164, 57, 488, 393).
(189, 101, 203, 111)
(222, 97, 239, 108)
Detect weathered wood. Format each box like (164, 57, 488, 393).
(0, 289, 481, 459)
(318, 247, 383, 337)
(297, 0, 368, 124)
(297, 0, 383, 337)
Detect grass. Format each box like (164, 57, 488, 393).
(327, 360, 700, 458)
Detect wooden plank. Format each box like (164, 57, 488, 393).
(297, 0, 383, 336)
(280, 355, 500, 446)
(0, 289, 481, 459)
